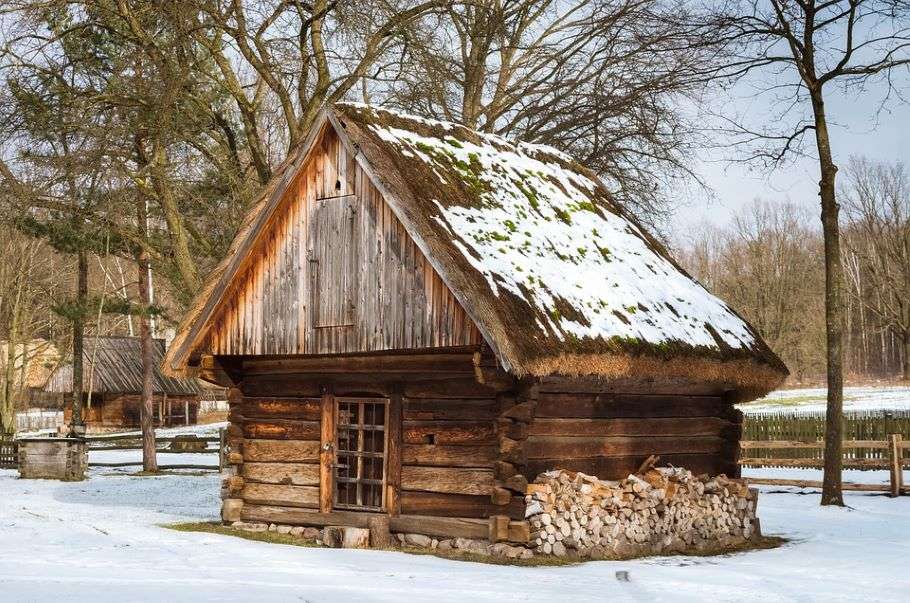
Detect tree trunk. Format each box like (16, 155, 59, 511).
(811, 90, 844, 507)
(69, 250, 88, 438)
(902, 331, 910, 382)
(137, 202, 158, 473)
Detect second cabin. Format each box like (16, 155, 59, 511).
(163, 104, 787, 545)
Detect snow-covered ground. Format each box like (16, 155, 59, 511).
(739, 385, 910, 414)
(1, 467, 908, 602)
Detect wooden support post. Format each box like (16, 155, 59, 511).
(185, 400, 190, 425)
(889, 433, 903, 498)
(386, 389, 402, 516)
(319, 388, 336, 513)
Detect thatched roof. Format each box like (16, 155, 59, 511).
(46, 337, 202, 396)
(164, 103, 787, 398)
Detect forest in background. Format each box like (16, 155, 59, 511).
(677, 156, 910, 385)
(0, 1, 907, 436)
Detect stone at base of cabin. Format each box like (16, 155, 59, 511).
(276, 525, 292, 535)
(323, 526, 371, 549)
(268, 523, 277, 532)
(289, 527, 305, 537)
(303, 527, 322, 540)
(232, 521, 268, 533)
(402, 533, 432, 548)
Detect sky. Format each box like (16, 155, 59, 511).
(671, 82, 910, 237)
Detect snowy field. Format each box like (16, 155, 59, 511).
(1, 467, 909, 602)
(739, 385, 910, 414)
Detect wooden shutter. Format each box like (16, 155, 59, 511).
(309, 194, 357, 328)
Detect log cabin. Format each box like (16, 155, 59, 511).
(162, 104, 788, 545)
(47, 337, 204, 432)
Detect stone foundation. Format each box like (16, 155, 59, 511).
(229, 466, 761, 561)
(526, 468, 760, 558)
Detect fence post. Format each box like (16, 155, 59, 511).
(888, 433, 903, 497)
(218, 427, 225, 471)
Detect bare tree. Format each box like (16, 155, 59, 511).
(689, 0, 910, 506)
(382, 0, 707, 224)
(842, 157, 910, 381)
(678, 200, 826, 382)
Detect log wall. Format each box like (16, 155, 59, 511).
(224, 359, 524, 540)
(525, 384, 742, 480)
(220, 361, 743, 543)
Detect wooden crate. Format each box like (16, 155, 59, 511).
(18, 438, 87, 481)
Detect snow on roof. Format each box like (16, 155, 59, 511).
(334, 103, 786, 393)
(164, 102, 787, 397)
(364, 114, 756, 351)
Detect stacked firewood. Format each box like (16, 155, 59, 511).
(525, 467, 760, 558)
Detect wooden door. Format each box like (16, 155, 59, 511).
(308, 194, 358, 329)
(334, 398, 388, 511)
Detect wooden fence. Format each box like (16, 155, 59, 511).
(0, 431, 226, 471)
(85, 431, 225, 471)
(740, 434, 908, 496)
(0, 437, 17, 469)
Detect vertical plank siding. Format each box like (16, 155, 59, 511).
(205, 128, 481, 357)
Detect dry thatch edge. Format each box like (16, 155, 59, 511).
(522, 353, 787, 400)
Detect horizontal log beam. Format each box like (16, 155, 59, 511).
(403, 421, 496, 445)
(242, 462, 319, 486)
(401, 466, 494, 496)
(240, 352, 479, 375)
(241, 483, 319, 508)
(402, 444, 496, 467)
(243, 439, 320, 462)
(535, 394, 725, 419)
(529, 417, 735, 438)
(242, 419, 320, 440)
(525, 435, 725, 459)
(399, 491, 524, 519)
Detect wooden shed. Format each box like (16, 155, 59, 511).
(47, 337, 204, 432)
(163, 104, 787, 544)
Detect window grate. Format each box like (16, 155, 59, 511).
(334, 398, 388, 511)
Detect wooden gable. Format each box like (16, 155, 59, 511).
(203, 126, 483, 357)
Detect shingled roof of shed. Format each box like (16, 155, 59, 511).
(164, 103, 787, 398)
(46, 337, 203, 396)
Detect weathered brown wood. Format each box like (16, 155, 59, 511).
(489, 515, 510, 542)
(239, 398, 321, 421)
(319, 392, 336, 512)
(403, 421, 496, 445)
(889, 434, 904, 498)
(368, 515, 391, 548)
(242, 462, 320, 486)
(508, 521, 531, 543)
(530, 417, 736, 438)
(401, 466, 494, 496)
(243, 439, 319, 462)
(243, 419, 320, 440)
(525, 435, 725, 459)
(401, 444, 496, 467)
(390, 515, 488, 540)
(535, 394, 725, 419)
(403, 398, 498, 421)
(240, 375, 504, 399)
(491, 486, 513, 506)
(399, 491, 524, 519)
(241, 483, 319, 508)
(387, 391, 403, 516)
(242, 353, 479, 375)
